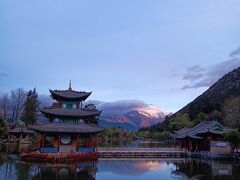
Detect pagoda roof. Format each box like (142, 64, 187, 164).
(40, 108, 101, 118)
(29, 123, 104, 134)
(49, 89, 91, 101)
(172, 121, 232, 140)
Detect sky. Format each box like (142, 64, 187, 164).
(1, 0, 240, 113)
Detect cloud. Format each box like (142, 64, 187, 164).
(96, 99, 165, 117)
(186, 65, 205, 73)
(183, 72, 204, 82)
(182, 78, 213, 90)
(182, 65, 205, 81)
(182, 65, 205, 83)
(182, 47, 240, 89)
(229, 46, 240, 57)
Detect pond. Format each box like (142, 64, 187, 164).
(0, 157, 240, 180)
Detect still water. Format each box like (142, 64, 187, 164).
(0, 158, 239, 180)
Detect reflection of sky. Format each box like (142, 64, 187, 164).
(97, 172, 173, 180)
(135, 161, 168, 171)
(97, 160, 176, 179)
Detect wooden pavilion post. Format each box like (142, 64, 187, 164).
(188, 140, 192, 152)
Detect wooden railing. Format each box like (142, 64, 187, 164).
(98, 147, 185, 153)
(97, 147, 187, 158)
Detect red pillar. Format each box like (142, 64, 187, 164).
(42, 134, 45, 147)
(188, 140, 192, 152)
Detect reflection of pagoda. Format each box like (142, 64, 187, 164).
(32, 162, 97, 180)
(22, 82, 104, 162)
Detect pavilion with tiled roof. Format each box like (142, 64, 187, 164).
(22, 82, 104, 162)
(172, 121, 232, 152)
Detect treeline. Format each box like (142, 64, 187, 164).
(137, 112, 209, 140)
(98, 127, 135, 140)
(0, 88, 40, 125)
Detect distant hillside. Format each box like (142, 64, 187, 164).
(176, 67, 240, 119)
(140, 67, 240, 133)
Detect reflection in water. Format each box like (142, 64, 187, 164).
(31, 162, 96, 180)
(98, 160, 173, 176)
(172, 159, 240, 180)
(98, 159, 240, 180)
(0, 157, 239, 180)
(0, 159, 97, 180)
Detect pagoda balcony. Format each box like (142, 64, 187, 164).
(77, 147, 95, 153)
(40, 147, 58, 153)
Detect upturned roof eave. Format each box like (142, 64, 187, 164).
(39, 108, 101, 118)
(174, 134, 203, 140)
(29, 124, 105, 134)
(49, 89, 91, 101)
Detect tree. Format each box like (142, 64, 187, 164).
(0, 93, 9, 119)
(197, 112, 208, 121)
(222, 96, 240, 128)
(153, 131, 171, 140)
(209, 110, 222, 121)
(0, 116, 6, 138)
(193, 112, 209, 125)
(137, 130, 151, 139)
(223, 130, 240, 152)
(10, 88, 26, 122)
(169, 113, 194, 131)
(22, 88, 40, 125)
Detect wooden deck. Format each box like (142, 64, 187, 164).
(98, 148, 187, 158)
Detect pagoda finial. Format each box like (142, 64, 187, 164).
(68, 80, 72, 91)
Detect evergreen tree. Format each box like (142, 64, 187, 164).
(0, 116, 6, 138)
(169, 113, 194, 131)
(22, 88, 40, 125)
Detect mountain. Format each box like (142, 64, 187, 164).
(99, 110, 165, 131)
(38, 94, 52, 107)
(139, 67, 240, 132)
(175, 67, 240, 119)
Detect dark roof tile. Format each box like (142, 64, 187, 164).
(173, 121, 232, 139)
(49, 89, 91, 101)
(40, 108, 101, 118)
(29, 123, 104, 134)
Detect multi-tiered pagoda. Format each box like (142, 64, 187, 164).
(22, 82, 104, 162)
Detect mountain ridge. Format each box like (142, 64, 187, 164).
(99, 110, 165, 131)
(175, 67, 240, 119)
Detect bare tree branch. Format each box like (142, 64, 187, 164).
(10, 88, 26, 122)
(0, 93, 10, 119)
